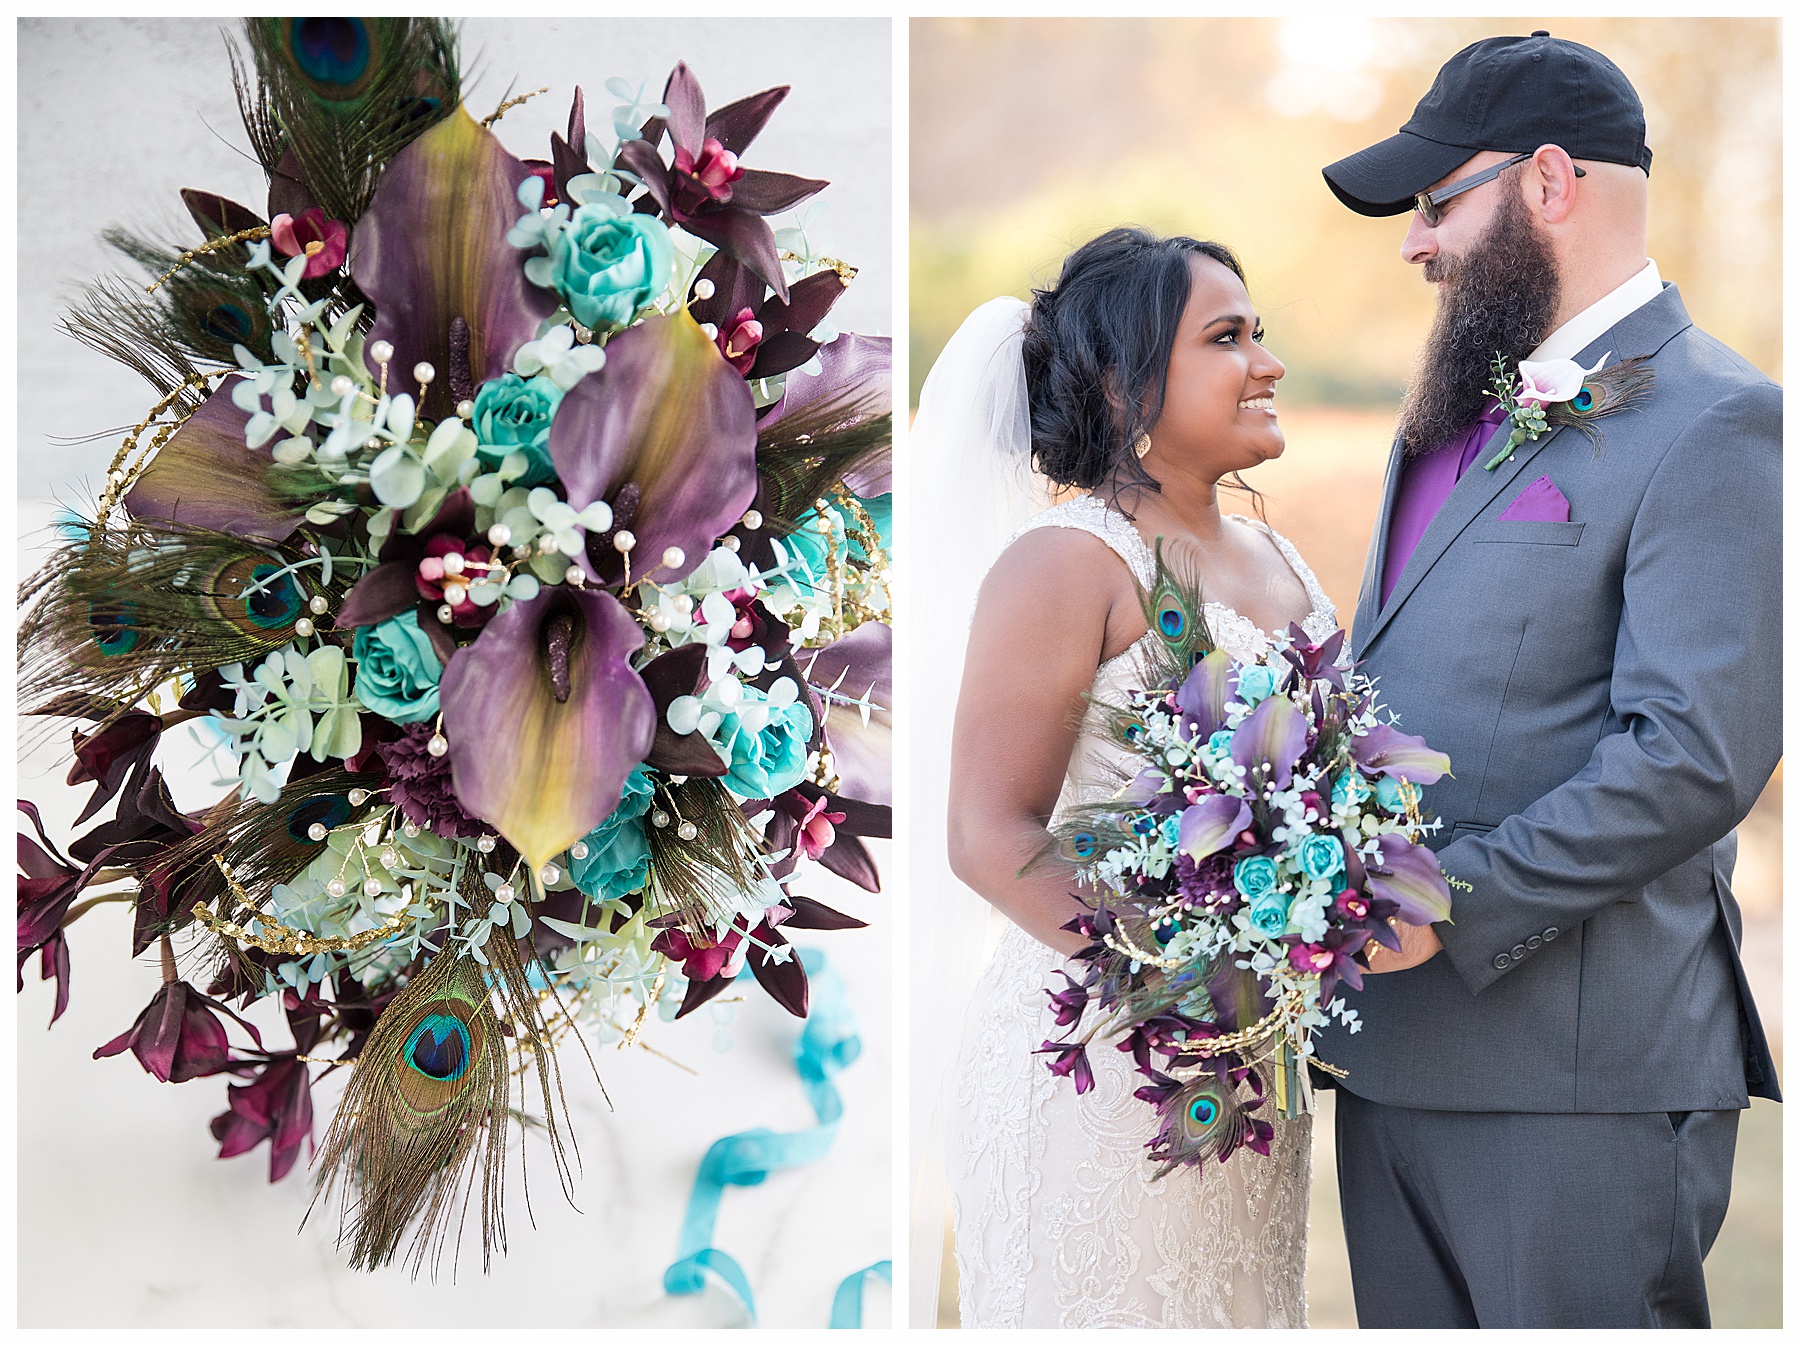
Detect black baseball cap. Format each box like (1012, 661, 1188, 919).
(1324, 31, 1653, 217)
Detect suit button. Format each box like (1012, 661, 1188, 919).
(1526, 935, 1542, 950)
(1544, 927, 1559, 941)
(1511, 943, 1528, 960)
(1494, 953, 1512, 970)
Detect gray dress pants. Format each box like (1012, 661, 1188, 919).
(1335, 1089, 1740, 1328)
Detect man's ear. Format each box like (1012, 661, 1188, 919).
(1529, 144, 1582, 226)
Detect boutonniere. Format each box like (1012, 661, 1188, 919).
(1482, 351, 1655, 470)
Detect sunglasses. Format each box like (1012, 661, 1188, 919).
(1413, 152, 1585, 227)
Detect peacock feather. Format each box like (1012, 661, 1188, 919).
(236, 18, 461, 225)
(1137, 536, 1214, 684)
(18, 521, 330, 721)
(1548, 354, 1656, 446)
(643, 775, 768, 931)
(309, 873, 577, 1275)
(1146, 1063, 1261, 1179)
(754, 391, 892, 538)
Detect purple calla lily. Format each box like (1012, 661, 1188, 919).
(796, 621, 891, 806)
(1176, 649, 1238, 741)
(1351, 722, 1452, 785)
(1365, 833, 1455, 925)
(438, 587, 655, 873)
(1229, 694, 1309, 790)
(1177, 794, 1253, 860)
(350, 107, 557, 421)
(550, 310, 759, 589)
(123, 386, 303, 542)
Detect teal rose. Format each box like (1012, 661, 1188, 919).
(1236, 664, 1278, 706)
(1233, 854, 1279, 902)
(1247, 891, 1292, 939)
(471, 372, 562, 486)
(1332, 771, 1371, 809)
(1207, 728, 1235, 758)
(352, 610, 442, 723)
(1295, 833, 1346, 882)
(548, 206, 674, 331)
(571, 765, 655, 902)
(1375, 775, 1408, 812)
(710, 686, 815, 799)
(1159, 814, 1182, 848)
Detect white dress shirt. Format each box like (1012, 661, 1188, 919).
(1528, 258, 1663, 363)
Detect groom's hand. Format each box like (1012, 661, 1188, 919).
(1363, 919, 1443, 974)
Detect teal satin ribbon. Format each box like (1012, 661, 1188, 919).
(663, 948, 879, 1325)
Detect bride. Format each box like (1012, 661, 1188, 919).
(917, 228, 1337, 1328)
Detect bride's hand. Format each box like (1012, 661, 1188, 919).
(1363, 919, 1443, 973)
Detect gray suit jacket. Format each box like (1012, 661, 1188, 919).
(1315, 284, 1781, 1112)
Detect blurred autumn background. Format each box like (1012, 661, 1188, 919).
(912, 17, 1780, 1330)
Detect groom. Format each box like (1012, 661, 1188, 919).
(1314, 32, 1780, 1329)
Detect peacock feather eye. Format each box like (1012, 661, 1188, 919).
(1071, 832, 1097, 859)
(202, 301, 256, 344)
(404, 1013, 472, 1083)
(1189, 1096, 1219, 1128)
(1157, 603, 1185, 639)
(88, 601, 141, 655)
(212, 556, 304, 634)
(287, 17, 374, 97)
(1131, 814, 1157, 835)
(1571, 386, 1595, 412)
(286, 793, 354, 843)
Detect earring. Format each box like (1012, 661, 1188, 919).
(1132, 432, 1152, 459)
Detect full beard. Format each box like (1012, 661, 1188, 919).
(1397, 187, 1562, 456)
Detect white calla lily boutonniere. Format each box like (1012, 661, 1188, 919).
(1483, 350, 1656, 471)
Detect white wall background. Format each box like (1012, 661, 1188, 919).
(16, 17, 893, 1329)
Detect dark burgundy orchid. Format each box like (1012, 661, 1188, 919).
(1287, 926, 1373, 1000)
(652, 920, 746, 985)
(1280, 622, 1349, 692)
(335, 488, 476, 659)
(18, 801, 112, 1022)
(270, 207, 349, 279)
(94, 978, 258, 1084)
(653, 903, 814, 1019)
(67, 712, 162, 826)
(762, 781, 888, 891)
(1035, 1040, 1095, 1094)
(687, 251, 850, 382)
(414, 533, 498, 629)
(212, 1051, 314, 1181)
(1045, 971, 1089, 1030)
(615, 63, 827, 299)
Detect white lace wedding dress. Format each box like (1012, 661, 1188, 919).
(947, 494, 1339, 1329)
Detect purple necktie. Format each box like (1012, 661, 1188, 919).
(1379, 401, 1510, 608)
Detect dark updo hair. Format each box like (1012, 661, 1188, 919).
(1021, 227, 1246, 495)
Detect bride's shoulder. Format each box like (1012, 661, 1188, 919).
(983, 500, 1141, 603)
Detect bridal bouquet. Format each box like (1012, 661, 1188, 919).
(1038, 582, 1450, 1178)
(18, 19, 890, 1273)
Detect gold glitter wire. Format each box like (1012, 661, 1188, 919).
(92, 370, 233, 529)
(778, 252, 858, 285)
(194, 855, 422, 956)
(482, 85, 550, 127)
(618, 972, 666, 1050)
(144, 226, 273, 295)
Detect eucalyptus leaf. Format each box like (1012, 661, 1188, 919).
(369, 445, 426, 509)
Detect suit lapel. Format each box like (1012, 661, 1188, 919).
(1357, 282, 1695, 656)
(1351, 435, 1405, 652)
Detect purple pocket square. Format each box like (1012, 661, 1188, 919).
(1499, 475, 1571, 523)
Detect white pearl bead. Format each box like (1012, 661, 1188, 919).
(661, 546, 686, 570)
(363, 877, 383, 898)
(293, 617, 315, 638)
(539, 863, 561, 887)
(307, 822, 328, 841)
(538, 534, 561, 556)
(569, 841, 589, 860)
(368, 340, 394, 364)
(380, 848, 399, 868)
(326, 878, 347, 898)
(673, 594, 694, 615)
(442, 552, 464, 575)
(308, 594, 328, 614)
(694, 279, 715, 299)
(677, 821, 699, 841)
(487, 523, 512, 546)
(477, 835, 496, 853)
(413, 361, 436, 384)
(650, 810, 671, 829)
(564, 565, 586, 586)
(348, 789, 369, 806)
(456, 399, 475, 419)
(699, 322, 719, 340)
(403, 821, 420, 837)
(443, 582, 468, 606)
(722, 535, 741, 552)
(437, 604, 454, 623)
(494, 882, 516, 904)
(330, 375, 354, 397)
(427, 733, 448, 757)
(649, 611, 670, 632)
(742, 509, 763, 530)
(612, 530, 636, 553)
